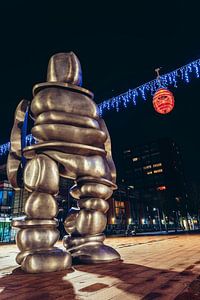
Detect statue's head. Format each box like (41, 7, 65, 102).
(47, 52, 82, 86)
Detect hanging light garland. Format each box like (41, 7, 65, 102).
(0, 58, 200, 157)
(98, 58, 200, 115)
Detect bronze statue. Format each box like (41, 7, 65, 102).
(7, 52, 120, 273)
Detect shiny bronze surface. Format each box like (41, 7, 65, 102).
(21, 248, 72, 273)
(16, 228, 60, 251)
(35, 111, 100, 129)
(42, 151, 112, 180)
(33, 81, 94, 98)
(23, 141, 106, 159)
(32, 123, 107, 146)
(7, 51, 120, 273)
(12, 219, 58, 228)
(47, 52, 82, 86)
(7, 99, 29, 189)
(78, 198, 109, 213)
(31, 87, 97, 119)
(25, 192, 58, 219)
(23, 154, 59, 194)
(70, 182, 113, 200)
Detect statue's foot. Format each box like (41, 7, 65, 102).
(71, 244, 121, 264)
(63, 234, 120, 264)
(20, 248, 72, 273)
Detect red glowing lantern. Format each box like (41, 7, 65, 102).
(153, 88, 175, 114)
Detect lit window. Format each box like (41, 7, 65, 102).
(124, 150, 131, 153)
(115, 201, 125, 208)
(143, 165, 151, 170)
(115, 207, 120, 214)
(154, 169, 163, 174)
(153, 163, 162, 168)
(147, 171, 153, 175)
(132, 157, 139, 162)
(128, 185, 134, 189)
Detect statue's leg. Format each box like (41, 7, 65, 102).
(63, 177, 120, 263)
(13, 154, 71, 273)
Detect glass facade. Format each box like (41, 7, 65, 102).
(0, 181, 15, 242)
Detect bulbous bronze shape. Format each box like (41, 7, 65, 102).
(7, 52, 120, 273)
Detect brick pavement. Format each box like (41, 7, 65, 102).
(1, 234, 200, 299)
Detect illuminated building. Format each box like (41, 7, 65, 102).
(123, 138, 189, 230)
(106, 186, 132, 234)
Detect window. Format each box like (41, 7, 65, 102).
(154, 169, 163, 174)
(115, 201, 125, 208)
(153, 163, 162, 168)
(147, 171, 153, 175)
(114, 201, 126, 221)
(132, 157, 139, 162)
(124, 150, 131, 153)
(143, 165, 151, 170)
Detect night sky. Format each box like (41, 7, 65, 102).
(0, 2, 199, 182)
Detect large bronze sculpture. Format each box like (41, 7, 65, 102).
(7, 52, 120, 273)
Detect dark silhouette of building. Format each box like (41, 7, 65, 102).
(122, 138, 192, 231)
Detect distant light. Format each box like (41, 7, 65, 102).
(124, 150, 131, 154)
(147, 171, 153, 175)
(154, 169, 163, 174)
(132, 157, 139, 162)
(0, 217, 11, 222)
(153, 163, 162, 168)
(128, 185, 134, 189)
(143, 165, 151, 170)
(157, 186, 167, 191)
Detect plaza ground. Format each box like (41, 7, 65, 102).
(1, 234, 200, 299)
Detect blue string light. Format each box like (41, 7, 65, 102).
(0, 58, 200, 157)
(0, 134, 36, 157)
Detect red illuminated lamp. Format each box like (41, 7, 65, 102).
(153, 88, 175, 114)
(157, 185, 167, 191)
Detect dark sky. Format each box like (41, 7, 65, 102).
(0, 2, 200, 182)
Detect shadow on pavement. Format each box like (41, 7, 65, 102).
(1, 259, 197, 299)
(0, 267, 76, 300)
(75, 260, 197, 299)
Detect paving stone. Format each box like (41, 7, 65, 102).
(1, 235, 200, 299)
